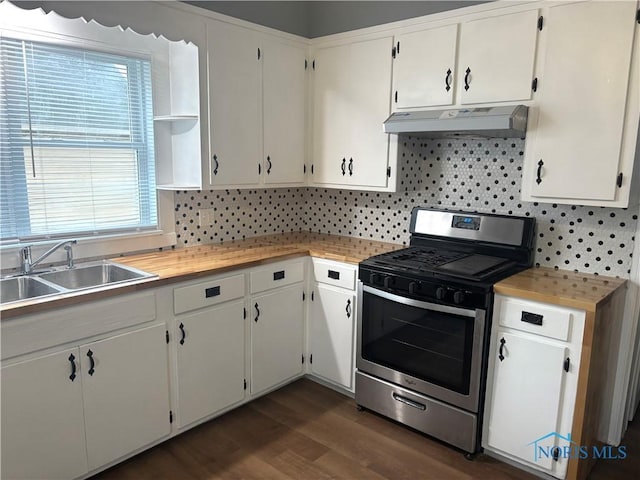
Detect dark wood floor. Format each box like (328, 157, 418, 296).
(93, 379, 638, 480)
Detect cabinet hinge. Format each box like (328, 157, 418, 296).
(310, 354, 313, 364)
(243, 307, 247, 319)
(244, 379, 247, 390)
(165, 330, 170, 344)
(169, 410, 173, 424)
(617, 173, 623, 188)
(387, 166, 391, 178)
(531, 77, 538, 93)
(538, 15, 544, 31)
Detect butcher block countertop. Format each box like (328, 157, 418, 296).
(494, 266, 626, 312)
(0, 232, 403, 318)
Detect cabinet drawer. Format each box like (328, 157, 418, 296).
(312, 258, 356, 290)
(174, 274, 244, 315)
(496, 296, 572, 341)
(250, 260, 304, 294)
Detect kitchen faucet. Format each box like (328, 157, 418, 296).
(20, 240, 77, 275)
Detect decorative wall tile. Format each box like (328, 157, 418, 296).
(174, 138, 637, 278)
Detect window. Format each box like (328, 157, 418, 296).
(0, 37, 157, 243)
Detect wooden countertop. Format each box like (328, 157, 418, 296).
(494, 266, 626, 312)
(1, 233, 403, 318)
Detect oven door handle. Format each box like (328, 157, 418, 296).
(392, 393, 426, 411)
(362, 285, 478, 318)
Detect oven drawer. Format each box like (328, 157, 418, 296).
(495, 295, 572, 341)
(174, 274, 245, 315)
(250, 260, 304, 294)
(355, 371, 478, 453)
(312, 258, 356, 290)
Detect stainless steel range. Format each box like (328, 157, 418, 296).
(356, 207, 535, 455)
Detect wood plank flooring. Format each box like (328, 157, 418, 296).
(92, 379, 637, 480)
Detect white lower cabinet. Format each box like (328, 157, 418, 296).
(80, 324, 171, 470)
(175, 300, 246, 428)
(483, 295, 585, 479)
(250, 283, 305, 395)
(309, 283, 356, 390)
(1, 348, 88, 480)
(1, 322, 171, 479)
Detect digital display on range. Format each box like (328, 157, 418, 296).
(452, 215, 481, 230)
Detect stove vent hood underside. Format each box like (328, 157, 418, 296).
(383, 105, 528, 139)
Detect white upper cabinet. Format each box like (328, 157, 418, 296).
(208, 21, 262, 187)
(392, 25, 458, 109)
(206, 20, 307, 189)
(458, 9, 539, 105)
(311, 36, 397, 191)
(262, 39, 307, 185)
(521, 0, 639, 207)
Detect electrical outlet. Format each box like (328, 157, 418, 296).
(198, 208, 215, 227)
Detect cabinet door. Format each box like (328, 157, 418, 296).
(311, 43, 352, 185)
(486, 331, 567, 472)
(176, 300, 245, 428)
(263, 40, 306, 185)
(523, 1, 637, 203)
(349, 36, 394, 188)
(80, 324, 171, 470)
(208, 21, 261, 186)
(458, 9, 539, 104)
(1, 348, 88, 480)
(393, 25, 458, 109)
(251, 284, 304, 395)
(309, 284, 355, 390)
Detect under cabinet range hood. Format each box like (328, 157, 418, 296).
(383, 105, 529, 138)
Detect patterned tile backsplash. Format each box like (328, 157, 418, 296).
(174, 137, 637, 278)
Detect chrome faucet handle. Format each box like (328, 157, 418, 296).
(20, 246, 33, 274)
(64, 243, 75, 269)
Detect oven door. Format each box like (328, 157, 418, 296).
(356, 282, 486, 413)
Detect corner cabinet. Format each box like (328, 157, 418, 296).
(206, 20, 307, 189)
(311, 36, 398, 191)
(521, 0, 640, 207)
(483, 295, 585, 479)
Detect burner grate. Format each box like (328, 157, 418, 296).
(386, 248, 468, 271)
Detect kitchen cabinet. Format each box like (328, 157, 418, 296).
(392, 9, 539, 110)
(308, 259, 357, 391)
(80, 323, 171, 470)
(484, 295, 585, 479)
(392, 25, 458, 109)
(457, 9, 539, 105)
(262, 38, 307, 185)
(250, 260, 305, 395)
(311, 36, 397, 191)
(207, 21, 306, 188)
(521, 0, 639, 207)
(207, 20, 261, 187)
(173, 274, 246, 428)
(1, 348, 89, 480)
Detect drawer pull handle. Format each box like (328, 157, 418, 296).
(205, 286, 220, 298)
(521, 311, 543, 326)
(552, 447, 561, 462)
(69, 354, 77, 382)
(273, 270, 285, 281)
(328, 270, 340, 280)
(464, 67, 471, 91)
(392, 393, 426, 411)
(179, 323, 186, 345)
(254, 303, 260, 322)
(87, 350, 95, 376)
(498, 337, 506, 362)
(346, 299, 352, 318)
(564, 357, 570, 372)
(341, 158, 346, 176)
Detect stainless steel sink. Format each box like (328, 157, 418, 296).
(38, 263, 154, 290)
(0, 276, 63, 303)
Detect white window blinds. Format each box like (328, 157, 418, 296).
(0, 37, 157, 242)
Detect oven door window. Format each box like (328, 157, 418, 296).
(361, 289, 476, 395)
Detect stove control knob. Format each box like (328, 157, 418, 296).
(408, 281, 421, 295)
(383, 276, 394, 289)
(435, 287, 447, 300)
(453, 291, 466, 305)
